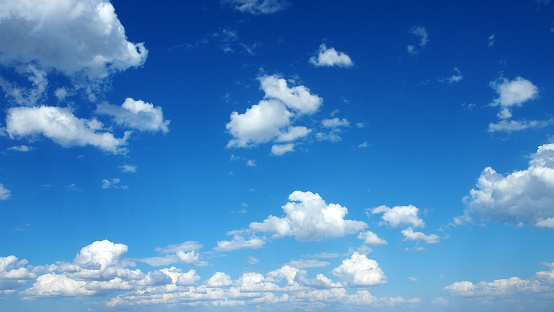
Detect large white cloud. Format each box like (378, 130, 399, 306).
(96, 98, 170, 133)
(249, 191, 367, 241)
(463, 143, 554, 228)
(332, 252, 386, 287)
(309, 44, 354, 68)
(0, 0, 147, 78)
(6, 106, 129, 155)
(369, 205, 425, 228)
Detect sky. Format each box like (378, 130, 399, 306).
(0, 0, 554, 311)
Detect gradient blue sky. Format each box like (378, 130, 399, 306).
(1, 0, 554, 311)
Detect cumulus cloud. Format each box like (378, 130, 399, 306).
(223, 0, 290, 15)
(490, 77, 538, 119)
(249, 191, 367, 241)
(0, 255, 36, 294)
(214, 231, 266, 251)
(332, 252, 386, 287)
(309, 44, 353, 68)
(444, 276, 546, 297)
(463, 143, 554, 228)
(271, 143, 295, 156)
(6, 106, 130, 155)
(407, 25, 428, 55)
(135, 241, 207, 267)
(96, 98, 170, 133)
(0, 0, 147, 79)
(401, 227, 441, 244)
(205, 272, 233, 287)
(226, 75, 322, 152)
(369, 205, 425, 228)
(0, 184, 11, 200)
(357, 231, 388, 246)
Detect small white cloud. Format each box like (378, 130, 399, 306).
(357, 231, 387, 246)
(358, 141, 369, 148)
(7, 145, 33, 152)
(322, 118, 350, 128)
(490, 77, 538, 112)
(407, 25, 428, 55)
(408, 277, 418, 282)
(6, 106, 129, 155)
(214, 231, 266, 252)
(0, 184, 11, 200)
(120, 164, 137, 173)
(488, 119, 553, 132)
(370, 205, 425, 228)
(205, 272, 233, 287)
(102, 178, 128, 189)
(249, 191, 367, 241)
(286, 259, 330, 269)
(223, 0, 290, 15)
(271, 143, 295, 156)
(246, 256, 259, 264)
(332, 252, 386, 287)
(446, 68, 463, 83)
(401, 227, 441, 244)
(246, 159, 256, 167)
(309, 44, 353, 68)
(488, 33, 495, 47)
(96, 98, 170, 133)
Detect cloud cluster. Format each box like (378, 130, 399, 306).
(487, 77, 552, 132)
(249, 191, 367, 241)
(463, 143, 554, 228)
(309, 44, 354, 68)
(226, 75, 323, 154)
(223, 0, 290, 15)
(1, 240, 420, 309)
(97, 98, 170, 133)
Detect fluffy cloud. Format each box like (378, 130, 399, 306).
(135, 241, 207, 267)
(357, 231, 388, 246)
(223, 0, 289, 15)
(205, 272, 233, 287)
(0, 184, 10, 200)
(96, 98, 170, 133)
(407, 25, 428, 55)
(249, 191, 367, 241)
(226, 75, 322, 152)
(0, 256, 36, 294)
(214, 231, 266, 251)
(0, 0, 147, 79)
(401, 227, 441, 244)
(332, 253, 386, 287)
(6, 106, 130, 155)
(463, 143, 554, 228)
(370, 205, 425, 228)
(444, 277, 545, 297)
(309, 44, 353, 68)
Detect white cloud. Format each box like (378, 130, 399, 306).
(332, 252, 386, 287)
(445, 67, 463, 83)
(22, 273, 94, 298)
(205, 272, 233, 287)
(7, 145, 33, 152)
(401, 227, 441, 244)
(6, 106, 129, 154)
(0, 184, 11, 200)
(246, 159, 256, 167)
(102, 178, 128, 189)
(259, 75, 322, 115)
(369, 205, 425, 228)
(488, 119, 553, 132)
(407, 25, 428, 55)
(249, 191, 367, 241)
(286, 259, 330, 269)
(226, 75, 322, 152)
(444, 277, 544, 297)
(136, 241, 207, 267)
(214, 231, 266, 251)
(309, 44, 353, 68)
(463, 143, 554, 228)
(120, 164, 137, 173)
(96, 98, 170, 133)
(357, 231, 388, 246)
(271, 143, 295, 155)
(322, 118, 350, 128)
(0, 255, 36, 294)
(247, 256, 259, 264)
(0, 65, 48, 106)
(490, 77, 538, 109)
(488, 33, 496, 47)
(155, 241, 203, 254)
(223, 0, 289, 15)
(0, 0, 147, 79)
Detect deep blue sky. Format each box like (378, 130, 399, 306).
(1, 0, 554, 311)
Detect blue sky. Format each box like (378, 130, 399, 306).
(1, 0, 554, 311)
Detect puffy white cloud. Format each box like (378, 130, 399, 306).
(176, 251, 208, 267)
(444, 277, 544, 297)
(357, 231, 388, 246)
(214, 231, 266, 251)
(205, 272, 233, 287)
(322, 118, 350, 128)
(73, 240, 127, 271)
(223, 0, 289, 15)
(249, 191, 367, 241)
(136, 241, 207, 267)
(407, 25, 428, 55)
(96, 98, 170, 133)
(6, 106, 129, 154)
(370, 205, 425, 228)
(22, 273, 94, 298)
(120, 164, 137, 173)
(159, 267, 200, 286)
(276, 126, 311, 142)
(490, 77, 538, 110)
(309, 44, 353, 68)
(271, 143, 295, 156)
(259, 75, 322, 115)
(0, 256, 36, 294)
(401, 227, 441, 244)
(463, 143, 554, 228)
(332, 253, 386, 287)
(227, 100, 292, 147)
(102, 178, 128, 189)
(0, 0, 147, 79)
(0, 184, 10, 200)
